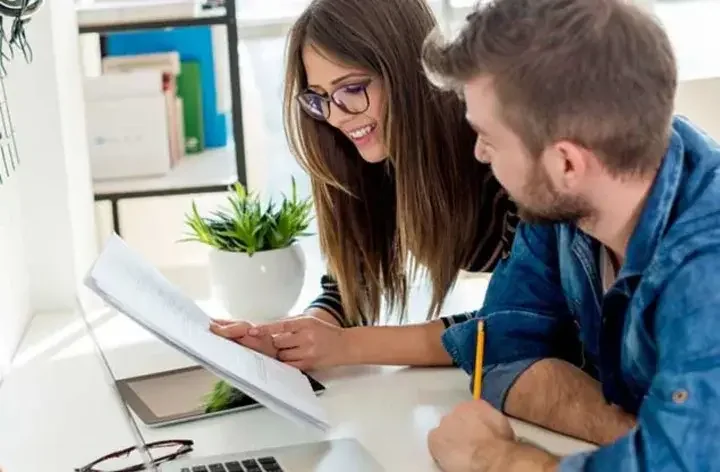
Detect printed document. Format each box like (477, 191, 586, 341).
(84, 233, 330, 431)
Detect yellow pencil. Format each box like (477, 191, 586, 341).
(473, 319, 485, 400)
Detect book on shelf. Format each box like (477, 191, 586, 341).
(105, 26, 228, 149)
(177, 61, 205, 154)
(100, 52, 186, 166)
(101, 51, 181, 76)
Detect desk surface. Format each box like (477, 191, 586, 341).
(0, 288, 595, 471)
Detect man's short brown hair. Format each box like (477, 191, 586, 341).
(422, 0, 677, 176)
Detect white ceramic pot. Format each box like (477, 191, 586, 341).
(208, 243, 306, 322)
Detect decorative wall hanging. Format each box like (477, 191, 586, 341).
(0, 0, 44, 183)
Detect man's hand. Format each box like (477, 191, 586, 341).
(429, 400, 560, 472)
(209, 319, 278, 358)
(428, 400, 514, 472)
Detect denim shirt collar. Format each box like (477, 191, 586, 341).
(618, 124, 685, 279)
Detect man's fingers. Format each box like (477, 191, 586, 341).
(210, 320, 253, 338)
(272, 332, 304, 350)
(253, 317, 314, 336)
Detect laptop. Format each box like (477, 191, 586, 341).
(76, 296, 386, 472)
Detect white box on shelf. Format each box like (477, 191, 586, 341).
(85, 69, 165, 100)
(86, 94, 172, 181)
(84, 70, 179, 180)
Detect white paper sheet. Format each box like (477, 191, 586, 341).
(84, 234, 330, 431)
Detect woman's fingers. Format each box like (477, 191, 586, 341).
(210, 318, 236, 326)
(272, 332, 305, 350)
(209, 320, 253, 339)
(235, 333, 277, 357)
(277, 346, 311, 363)
(286, 360, 311, 372)
(252, 316, 317, 336)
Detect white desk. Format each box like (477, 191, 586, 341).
(0, 282, 595, 472)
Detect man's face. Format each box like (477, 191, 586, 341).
(463, 76, 593, 224)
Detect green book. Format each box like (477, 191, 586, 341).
(176, 60, 205, 154)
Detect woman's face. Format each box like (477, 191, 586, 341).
(300, 44, 388, 163)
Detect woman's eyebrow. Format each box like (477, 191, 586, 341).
(308, 72, 368, 90)
(330, 72, 368, 85)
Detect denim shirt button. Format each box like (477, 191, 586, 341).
(672, 389, 689, 404)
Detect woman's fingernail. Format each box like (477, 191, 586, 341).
(248, 328, 259, 336)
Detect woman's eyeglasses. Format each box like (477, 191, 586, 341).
(74, 439, 194, 472)
(296, 79, 372, 121)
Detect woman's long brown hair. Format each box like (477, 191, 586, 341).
(283, 0, 485, 325)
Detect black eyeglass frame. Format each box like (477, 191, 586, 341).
(74, 439, 194, 472)
(295, 78, 373, 121)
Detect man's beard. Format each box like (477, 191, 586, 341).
(514, 166, 594, 225)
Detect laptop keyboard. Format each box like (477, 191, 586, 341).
(181, 456, 285, 472)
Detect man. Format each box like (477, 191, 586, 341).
(421, 0, 720, 471)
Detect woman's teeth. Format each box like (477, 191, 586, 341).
(349, 124, 374, 139)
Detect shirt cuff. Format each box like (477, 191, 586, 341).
(475, 358, 542, 412)
(440, 321, 542, 411)
(441, 312, 475, 329)
(440, 318, 478, 373)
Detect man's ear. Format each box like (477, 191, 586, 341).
(542, 140, 589, 192)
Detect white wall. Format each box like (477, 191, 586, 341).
(0, 0, 98, 375)
(675, 77, 720, 141)
(6, 0, 98, 313)
(0, 176, 31, 381)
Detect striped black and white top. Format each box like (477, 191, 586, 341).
(307, 172, 519, 329)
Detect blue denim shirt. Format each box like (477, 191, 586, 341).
(441, 116, 720, 471)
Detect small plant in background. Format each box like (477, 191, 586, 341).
(182, 177, 314, 255)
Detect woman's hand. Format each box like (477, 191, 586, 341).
(209, 319, 278, 359)
(249, 314, 348, 371)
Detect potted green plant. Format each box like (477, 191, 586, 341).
(183, 178, 313, 322)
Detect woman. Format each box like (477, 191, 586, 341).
(211, 0, 518, 370)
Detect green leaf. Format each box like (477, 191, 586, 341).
(179, 178, 314, 254)
(203, 380, 249, 413)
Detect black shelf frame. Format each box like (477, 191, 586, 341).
(77, 13, 228, 34)
(78, 0, 247, 236)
